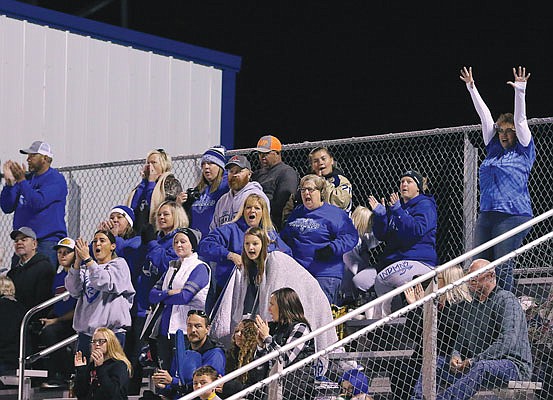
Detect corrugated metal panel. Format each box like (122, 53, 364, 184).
(0, 14, 222, 167)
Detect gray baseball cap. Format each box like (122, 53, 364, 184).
(20, 141, 53, 157)
(10, 226, 37, 240)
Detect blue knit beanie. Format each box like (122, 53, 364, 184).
(340, 369, 370, 395)
(109, 205, 135, 227)
(201, 145, 226, 170)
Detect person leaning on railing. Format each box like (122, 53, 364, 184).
(460, 66, 535, 293)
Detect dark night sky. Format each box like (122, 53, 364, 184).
(21, 1, 553, 149)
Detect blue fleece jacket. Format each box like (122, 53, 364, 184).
(135, 230, 179, 317)
(372, 193, 438, 269)
(1, 168, 67, 241)
(197, 217, 292, 287)
(114, 235, 148, 316)
(189, 173, 229, 237)
(280, 203, 358, 279)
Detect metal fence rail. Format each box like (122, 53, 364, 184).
(1, 118, 552, 269)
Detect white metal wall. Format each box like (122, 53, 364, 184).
(0, 14, 222, 168)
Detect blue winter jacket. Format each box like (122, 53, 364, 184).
(1, 168, 67, 241)
(197, 217, 292, 287)
(372, 193, 438, 269)
(280, 203, 358, 279)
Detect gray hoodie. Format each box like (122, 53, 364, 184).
(65, 257, 135, 335)
(209, 181, 270, 231)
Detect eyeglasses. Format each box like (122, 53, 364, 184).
(497, 128, 516, 135)
(299, 187, 318, 194)
(90, 339, 108, 345)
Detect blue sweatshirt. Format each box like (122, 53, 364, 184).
(135, 230, 179, 317)
(114, 235, 148, 316)
(479, 136, 535, 216)
(372, 193, 438, 269)
(280, 203, 358, 279)
(197, 217, 292, 287)
(1, 167, 67, 241)
(189, 173, 229, 237)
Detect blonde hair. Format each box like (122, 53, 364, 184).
(196, 164, 224, 193)
(93, 327, 132, 376)
(440, 265, 472, 304)
(0, 276, 16, 297)
(146, 149, 172, 173)
(232, 194, 274, 232)
(155, 200, 189, 232)
(299, 174, 329, 202)
(351, 206, 374, 236)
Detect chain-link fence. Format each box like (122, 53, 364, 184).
(180, 213, 552, 400)
(1, 118, 552, 269)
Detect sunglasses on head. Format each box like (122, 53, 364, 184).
(187, 309, 208, 318)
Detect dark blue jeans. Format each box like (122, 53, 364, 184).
(474, 211, 531, 292)
(316, 277, 342, 305)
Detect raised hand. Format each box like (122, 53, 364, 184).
(74, 351, 87, 367)
(389, 192, 400, 206)
(9, 162, 27, 183)
(459, 66, 474, 88)
(255, 315, 270, 346)
(91, 348, 105, 367)
(367, 195, 384, 211)
(507, 66, 531, 87)
(75, 237, 91, 261)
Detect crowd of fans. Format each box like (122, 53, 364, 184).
(0, 66, 540, 399)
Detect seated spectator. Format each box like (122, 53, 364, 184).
(210, 155, 270, 230)
(7, 227, 54, 315)
(192, 365, 224, 400)
(220, 319, 263, 397)
(198, 193, 291, 311)
(181, 145, 229, 237)
(151, 311, 225, 398)
(1, 140, 68, 266)
(148, 228, 210, 369)
(421, 259, 533, 400)
(74, 327, 132, 400)
(65, 231, 135, 359)
(338, 369, 373, 400)
(254, 287, 316, 400)
(0, 276, 26, 375)
(128, 148, 182, 228)
(355, 170, 437, 317)
(342, 205, 381, 306)
(251, 135, 299, 230)
(282, 146, 352, 224)
(280, 174, 358, 304)
(39, 237, 78, 389)
(211, 227, 337, 360)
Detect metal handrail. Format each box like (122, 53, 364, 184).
(26, 334, 78, 364)
(18, 291, 71, 400)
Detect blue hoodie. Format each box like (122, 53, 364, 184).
(114, 235, 148, 316)
(197, 217, 292, 287)
(280, 203, 358, 279)
(189, 172, 229, 237)
(1, 167, 67, 241)
(372, 193, 438, 269)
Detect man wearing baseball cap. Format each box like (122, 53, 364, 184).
(209, 154, 270, 230)
(252, 135, 299, 230)
(1, 140, 68, 266)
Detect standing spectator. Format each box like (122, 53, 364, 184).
(0, 276, 26, 375)
(65, 231, 135, 359)
(7, 226, 54, 313)
(280, 174, 358, 304)
(39, 237, 78, 389)
(97, 204, 146, 394)
(128, 148, 182, 228)
(355, 170, 438, 317)
(181, 146, 229, 237)
(211, 226, 337, 356)
(251, 135, 299, 230)
(431, 259, 532, 400)
(210, 155, 270, 230)
(74, 327, 132, 400)
(198, 194, 291, 310)
(148, 228, 210, 369)
(1, 140, 68, 266)
(282, 146, 352, 224)
(460, 66, 535, 292)
(254, 287, 316, 400)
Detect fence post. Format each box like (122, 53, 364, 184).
(463, 130, 478, 267)
(66, 171, 81, 239)
(421, 279, 438, 400)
